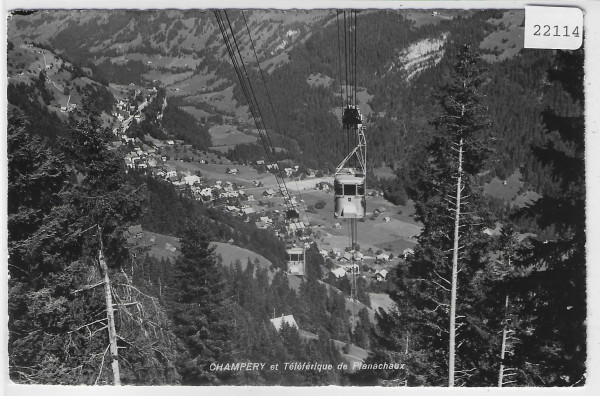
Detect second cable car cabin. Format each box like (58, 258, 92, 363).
(334, 168, 366, 219)
(286, 246, 305, 276)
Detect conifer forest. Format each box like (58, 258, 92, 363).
(6, 6, 587, 388)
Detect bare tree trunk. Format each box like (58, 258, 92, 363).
(498, 294, 509, 387)
(449, 138, 464, 387)
(98, 233, 121, 386)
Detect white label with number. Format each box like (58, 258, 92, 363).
(524, 6, 583, 50)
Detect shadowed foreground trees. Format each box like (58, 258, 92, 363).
(8, 106, 177, 384)
(510, 48, 586, 386)
(365, 47, 586, 387)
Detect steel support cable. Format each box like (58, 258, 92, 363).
(343, 11, 349, 109)
(216, 13, 290, 216)
(343, 11, 350, 158)
(225, 12, 294, 210)
(219, 11, 294, 213)
(354, 10, 358, 106)
(352, 11, 358, 166)
(336, 11, 344, 115)
(223, 12, 275, 155)
(241, 11, 307, 216)
(336, 11, 344, 164)
(350, 10, 355, 107)
(215, 11, 274, 175)
(352, 218, 358, 301)
(224, 12, 293, 209)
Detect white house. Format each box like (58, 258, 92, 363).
(183, 175, 201, 186)
(376, 253, 390, 261)
(164, 166, 177, 178)
(330, 268, 347, 279)
(242, 207, 256, 215)
(263, 189, 276, 197)
(200, 188, 213, 199)
(375, 269, 388, 282)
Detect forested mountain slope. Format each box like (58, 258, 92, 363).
(8, 8, 566, 196)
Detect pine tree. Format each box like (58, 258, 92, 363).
(7, 111, 69, 279)
(389, 45, 495, 385)
(166, 222, 235, 384)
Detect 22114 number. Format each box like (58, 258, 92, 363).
(533, 25, 580, 38)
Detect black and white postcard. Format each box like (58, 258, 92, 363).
(3, 0, 598, 394)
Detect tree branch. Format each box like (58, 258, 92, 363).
(94, 344, 110, 385)
(67, 318, 108, 334)
(72, 280, 106, 294)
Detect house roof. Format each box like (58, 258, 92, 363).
(342, 251, 363, 261)
(270, 315, 298, 331)
(331, 268, 347, 278)
(183, 175, 201, 185)
(287, 222, 305, 231)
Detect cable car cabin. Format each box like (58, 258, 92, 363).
(286, 247, 305, 276)
(334, 169, 366, 219)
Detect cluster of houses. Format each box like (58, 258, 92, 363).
(256, 161, 318, 180)
(328, 264, 389, 283)
(112, 87, 159, 134)
(320, 246, 415, 283)
(263, 163, 302, 178)
(121, 140, 164, 170)
(163, 178, 249, 203)
(108, 92, 201, 178)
